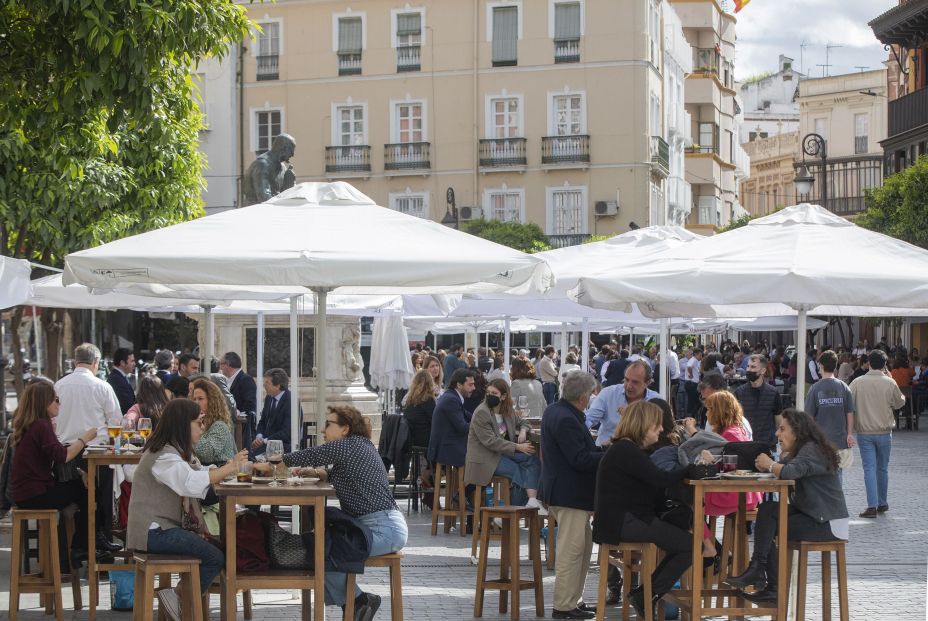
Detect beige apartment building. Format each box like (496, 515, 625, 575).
(236, 0, 687, 242)
(740, 131, 799, 216)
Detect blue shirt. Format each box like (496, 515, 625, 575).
(585, 384, 659, 447)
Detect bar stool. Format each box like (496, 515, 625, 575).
(133, 552, 204, 621)
(430, 463, 468, 536)
(204, 576, 253, 620)
(705, 509, 758, 607)
(787, 540, 849, 621)
(406, 446, 428, 513)
(595, 542, 665, 621)
(342, 552, 404, 621)
(474, 505, 543, 620)
(471, 476, 512, 558)
(9, 509, 65, 621)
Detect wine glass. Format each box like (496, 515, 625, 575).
(137, 418, 152, 442)
(265, 440, 284, 487)
(120, 418, 136, 451)
(517, 395, 528, 414)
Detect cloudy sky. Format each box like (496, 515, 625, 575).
(732, 0, 897, 80)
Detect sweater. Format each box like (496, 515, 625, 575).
(733, 381, 782, 448)
(850, 370, 905, 435)
(9, 418, 67, 503)
(403, 397, 435, 447)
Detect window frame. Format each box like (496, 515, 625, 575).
(250, 107, 285, 154)
(484, 93, 524, 139)
(483, 187, 526, 223)
(486, 0, 523, 42)
(391, 7, 426, 48)
(332, 10, 367, 52)
(545, 184, 589, 235)
(390, 98, 429, 144)
(547, 90, 587, 136)
(389, 190, 430, 219)
(252, 17, 284, 57)
(330, 102, 368, 147)
(548, 0, 584, 39)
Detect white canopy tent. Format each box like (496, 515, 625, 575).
(369, 314, 415, 412)
(0, 256, 32, 308)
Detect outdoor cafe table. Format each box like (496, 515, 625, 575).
(666, 477, 794, 620)
(85, 449, 143, 621)
(216, 481, 336, 621)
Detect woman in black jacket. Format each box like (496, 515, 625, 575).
(403, 370, 437, 492)
(593, 400, 693, 618)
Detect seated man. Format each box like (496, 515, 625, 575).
(251, 368, 300, 455)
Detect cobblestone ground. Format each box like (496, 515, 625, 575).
(1, 429, 925, 620)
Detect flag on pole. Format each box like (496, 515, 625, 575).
(734, 0, 751, 12)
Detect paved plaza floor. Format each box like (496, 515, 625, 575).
(1, 428, 926, 620)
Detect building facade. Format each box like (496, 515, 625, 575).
(739, 54, 803, 144)
(740, 131, 799, 216)
(662, 2, 693, 226)
(194, 53, 239, 215)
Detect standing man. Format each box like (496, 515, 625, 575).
(540, 371, 602, 620)
(585, 361, 658, 447)
(684, 347, 704, 418)
(850, 350, 904, 518)
(804, 350, 855, 484)
(539, 346, 560, 405)
(733, 354, 782, 451)
(176, 353, 200, 378)
(222, 351, 258, 449)
(106, 347, 136, 414)
(443, 344, 467, 388)
(251, 368, 300, 454)
(55, 343, 123, 552)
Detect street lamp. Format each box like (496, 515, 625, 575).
(794, 133, 828, 206)
(441, 186, 459, 229)
(793, 163, 814, 196)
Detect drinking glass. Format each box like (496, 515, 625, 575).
(237, 461, 254, 483)
(137, 418, 152, 441)
(120, 418, 136, 450)
(107, 424, 122, 448)
(265, 440, 284, 487)
(722, 455, 739, 473)
(517, 396, 529, 410)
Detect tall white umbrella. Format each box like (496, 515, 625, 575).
(0, 256, 32, 308)
(370, 313, 415, 418)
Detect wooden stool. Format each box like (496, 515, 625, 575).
(342, 552, 404, 621)
(705, 510, 757, 608)
(133, 552, 204, 621)
(9, 509, 65, 621)
(595, 542, 665, 621)
(430, 463, 469, 536)
(787, 540, 849, 621)
(474, 505, 543, 620)
(471, 476, 512, 557)
(204, 575, 253, 620)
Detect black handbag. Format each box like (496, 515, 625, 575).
(267, 522, 310, 569)
(722, 441, 773, 471)
(54, 454, 84, 483)
(687, 462, 720, 479)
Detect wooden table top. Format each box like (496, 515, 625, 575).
(214, 481, 335, 498)
(84, 449, 143, 464)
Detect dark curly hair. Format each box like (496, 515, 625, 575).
(780, 408, 839, 472)
(327, 404, 372, 440)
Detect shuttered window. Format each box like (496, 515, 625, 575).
(492, 6, 518, 66)
(554, 2, 580, 41)
(338, 17, 362, 54)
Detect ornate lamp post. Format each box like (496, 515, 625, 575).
(795, 133, 828, 206)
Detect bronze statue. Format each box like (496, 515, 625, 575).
(242, 133, 297, 206)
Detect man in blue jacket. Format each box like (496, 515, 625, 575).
(540, 370, 603, 619)
(251, 368, 300, 454)
(427, 368, 476, 467)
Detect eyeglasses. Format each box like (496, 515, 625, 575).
(324, 419, 339, 427)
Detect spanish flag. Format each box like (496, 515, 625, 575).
(734, 0, 751, 12)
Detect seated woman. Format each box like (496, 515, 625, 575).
(256, 405, 407, 621)
(593, 400, 695, 619)
(125, 375, 170, 428)
(190, 378, 236, 466)
(403, 369, 437, 492)
(127, 398, 247, 621)
(726, 409, 849, 603)
(508, 357, 547, 419)
(10, 381, 98, 568)
(464, 378, 542, 511)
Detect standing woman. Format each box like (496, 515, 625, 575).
(189, 378, 236, 466)
(127, 399, 247, 621)
(125, 375, 170, 428)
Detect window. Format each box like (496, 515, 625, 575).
(253, 109, 282, 154)
(547, 186, 588, 235)
(697, 196, 718, 225)
(698, 122, 717, 152)
(854, 113, 869, 154)
(649, 0, 660, 66)
(485, 188, 524, 222)
(814, 118, 827, 143)
(650, 93, 661, 137)
(489, 97, 521, 138)
(337, 16, 363, 75)
(334, 105, 365, 146)
(256, 20, 281, 80)
(394, 11, 422, 72)
(389, 191, 428, 218)
(491, 5, 519, 66)
(394, 102, 425, 143)
(553, 1, 581, 63)
(552, 94, 584, 136)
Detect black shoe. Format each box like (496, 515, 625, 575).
(362, 593, 381, 621)
(96, 535, 123, 553)
(577, 602, 596, 613)
(877, 504, 889, 513)
(96, 550, 115, 564)
(725, 559, 767, 590)
(551, 607, 595, 619)
(741, 587, 777, 603)
(628, 587, 661, 619)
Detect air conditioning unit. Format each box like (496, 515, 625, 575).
(594, 200, 618, 216)
(459, 206, 483, 220)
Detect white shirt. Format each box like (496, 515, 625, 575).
(54, 367, 122, 444)
(686, 356, 702, 383)
(666, 349, 681, 381)
(148, 451, 212, 529)
(559, 363, 582, 381)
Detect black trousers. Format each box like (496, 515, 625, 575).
(619, 513, 693, 594)
(751, 500, 839, 585)
(17, 480, 89, 564)
(684, 381, 700, 417)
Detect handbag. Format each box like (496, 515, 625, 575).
(268, 522, 310, 569)
(722, 441, 773, 471)
(687, 462, 720, 480)
(54, 454, 84, 484)
(236, 511, 274, 573)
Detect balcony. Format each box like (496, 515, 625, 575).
(650, 136, 670, 177)
(542, 135, 590, 166)
(687, 123, 720, 156)
(479, 138, 527, 169)
(854, 135, 869, 154)
(337, 52, 362, 76)
(554, 39, 580, 63)
(396, 45, 421, 72)
(256, 54, 279, 81)
(888, 87, 928, 137)
(547, 233, 591, 248)
(384, 142, 431, 172)
(325, 146, 371, 175)
(694, 48, 721, 76)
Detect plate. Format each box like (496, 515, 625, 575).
(220, 481, 253, 487)
(721, 472, 775, 480)
(251, 476, 275, 483)
(84, 445, 110, 452)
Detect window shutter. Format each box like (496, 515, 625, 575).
(492, 6, 518, 64)
(554, 2, 581, 41)
(397, 13, 421, 36)
(338, 17, 362, 54)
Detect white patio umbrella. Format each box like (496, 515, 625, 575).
(0, 256, 32, 308)
(370, 313, 415, 398)
(63, 182, 554, 449)
(572, 204, 928, 395)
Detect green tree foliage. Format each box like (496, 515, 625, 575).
(716, 212, 755, 233)
(857, 155, 928, 249)
(462, 219, 552, 253)
(0, 0, 253, 264)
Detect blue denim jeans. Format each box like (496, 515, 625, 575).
(325, 509, 408, 606)
(857, 433, 892, 508)
(147, 527, 224, 593)
(494, 452, 541, 491)
(542, 382, 557, 405)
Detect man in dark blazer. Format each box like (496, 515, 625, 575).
(154, 349, 174, 384)
(221, 351, 258, 447)
(427, 368, 476, 467)
(251, 368, 300, 455)
(106, 347, 136, 414)
(540, 370, 603, 620)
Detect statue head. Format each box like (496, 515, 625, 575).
(270, 133, 296, 162)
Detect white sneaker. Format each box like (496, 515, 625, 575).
(526, 497, 548, 516)
(157, 588, 182, 621)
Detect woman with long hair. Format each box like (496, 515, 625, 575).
(189, 378, 236, 466)
(404, 369, 437, 448)
(509, 357, 547, 419)
(10, 381, 98, 567)
(255, 405, 407, 621)
(127, 399, 247, 620)
(424, 355, 443, 398)
(125, 375, 170, 428)
(726, 409, 848, 604)
(464, 378, 542, 509)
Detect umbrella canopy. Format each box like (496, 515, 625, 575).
(27, 274, 210, 311)
(369, 314, 415, 392)
(0, 256, 32, 308)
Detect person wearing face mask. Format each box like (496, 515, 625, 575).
(464, 379, 542, 511)
(733, 354, 783, 451)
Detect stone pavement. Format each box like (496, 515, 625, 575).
(1, 429, 926, 620)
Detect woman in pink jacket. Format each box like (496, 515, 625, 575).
(702, 391, 763, 515)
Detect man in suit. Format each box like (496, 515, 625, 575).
(221, 351, 258, 447)
(427, 369, 476, 467)
(153, 349, 174, 383)
(106, 347, 136, 414)
(251, 368, 299, 455)
(443, 344, 467, 388)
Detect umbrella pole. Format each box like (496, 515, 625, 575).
(90, 309, 96, 349)
(314, 288, 330, 446)
(289, 298, 299, 453)
(503, 316, 511, 375)
(257, 311, 265, 419)
(659, 319, 669, 399)
(32, 306, 41, 377)
(200, 305, 214, 372)
(581, 319, 590, 375)
(796, 308, 808, 403)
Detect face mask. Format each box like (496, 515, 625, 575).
(486, 395, 501, 408)
(745, 371, 760, 382)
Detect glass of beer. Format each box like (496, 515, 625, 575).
(107, 424, 122, 448)
(120, 419, 136, 450)
(237, 461, 254, 483)
(137, 418, 152, 441)
(266, 440, 284, 487)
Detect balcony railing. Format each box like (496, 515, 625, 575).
(384, 142, 431, 171)
(687, 123, 720, 155)
(396, 45, 421, 72)
(650, 136, 670, 177)
(256, 54, 279, 81)
(547, 233, 591, 248)
(888, 87, 928, 137)
(542, 135, 590, 165)
(854, 136, 869, 154)
(338, 52, 362, 76)
(694, 48, 721, 75)
(554, 39, 580, 63)
(479, 138, 527, 168)
(325, 145, 371, 174)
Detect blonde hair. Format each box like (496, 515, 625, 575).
(190, 378, 230, 431)
(406, 369, 436, 407)
(612, 400, 663, 447)
(705, 391, 744, 433)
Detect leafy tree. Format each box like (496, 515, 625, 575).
(462, 219, 551, 253)
(716, 212, 755, 233)
(857, 155, 928, 249)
